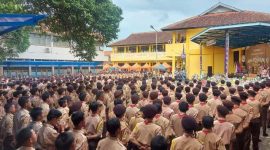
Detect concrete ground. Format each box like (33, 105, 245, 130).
(259, 129, 270, 150)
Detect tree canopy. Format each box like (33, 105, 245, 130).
(0, 0, 123, 61)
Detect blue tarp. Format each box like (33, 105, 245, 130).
(154, 64, 167, 70)
(0, 14, 46, 35)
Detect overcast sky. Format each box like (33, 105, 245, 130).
(111, 0, 270, 42)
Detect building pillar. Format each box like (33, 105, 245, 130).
(172, 32, 176, 43)
(200, 43, 202, 77)
(172, 56, 176, 78)
(0, 66, 3, 76)
(28, 66, 32, 77)
(71, 66, 74, 75)
(88, 66, 91, 73)
(52, 66, 55, 75)
(225, 30, 230, 78)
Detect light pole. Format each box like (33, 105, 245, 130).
(150, 25, 158, 74)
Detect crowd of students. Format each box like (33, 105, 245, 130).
(0, 73, 269, 150)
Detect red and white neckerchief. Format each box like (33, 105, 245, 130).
(200, 102, 206, 106)
(218, 118, 226, 123)
(233, 105, 239, 110)
(202, 129, 210, 135)
(155, 114, 161, 119)
(241, 101, 247, 105)
(144, 120, 152, 125)
(129, 104, 136, 108)
(178, 113, 186, 118)
(176, 100, 181, 103)
(188, 104, 193, 108)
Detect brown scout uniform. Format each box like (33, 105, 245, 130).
(194, 102, 212, 124)
(0, 113, 14, 146)
(28, 121, 43, 134)
(57, 107, 70, 129)
(130, 121, 162, 148)
(197, 129, 226, 150)
(128, 113, 144, 131)
(137, 98, 150, 109)
(81, 101, 89, 117)
(153, 114, 170, 137)
(13, 108, 31, 134)
(85, 114, 103, 136)
(37, 123, 59, 150)
(72, 129, 88, 150)
(40, 102, 50, 121)
(170, 100, 182, 114)
(16, 146, 35, 150)
(170, 134, 203, 150)
(169, 113, 186, 137)
(119, 119, 130, 145)
(97, 136, 126, 150)
(213, 118, 235, 145)
(125, 104, 139, 121)
(30, 95, 42, 108)
(207, 98, 223, 117)
(161, 105, 174, 120)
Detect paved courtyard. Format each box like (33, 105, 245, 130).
(260, 130, 270, 150)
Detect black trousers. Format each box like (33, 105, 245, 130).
(261, 105, 268, 134)
(242, 127, 251, 150)
(250, 118, 261, 150)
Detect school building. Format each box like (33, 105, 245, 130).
(109, 3, 270, 78)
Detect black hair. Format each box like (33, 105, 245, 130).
(18, 96, 29, 108)
(186, 93, 195, 104)
(42, 91, 50, 101)
(57, 88, 65, 95)
(163, 96, 171, 105)
(229, 88, 236, 95)
(185, 86, 190, 93)
(199, 93, 208, 102)
(58, 98, 67, 107)
(142, 91, 149, 99)
(212, 89, 221, 97)
(143, 104, 157, 119)
(4, 102, 14, 113)
(202, 116, 214, 129)
(179, 101, 189, 113)
(176, 86, 182, 93)
(239, 91, 248, 101)
(192, 87, 200, 96)
(114, 99, 123, 106)
(175, 92, 182, 100)
(113, 104, 126, 118)
(182, 116, 198, 134)
(222, 100, 234, 111)
(231, 96, 241, 105)
(235, 80, 240, 85)
(79, 92, 87, 102)
(161, 90, 168, 97)
(30, 87, 38, 95)
(30, 107, 43, 121)
(71, 111, 84, 127)
(106, 118, 121, 136)
(247, 90, 256, 97)
(89, 101, 100, 113)
(154, 103, 162, 114)
(150, 135, 168, 150)
(131, 94, 139, 104)
(216, 105, 229, 117)
(16, 127, 33, 148)
(149, 92, 158, 101)
(47, 109, 62, 121)
(55, 132, 74, 150)
(220, 94, 227, 100)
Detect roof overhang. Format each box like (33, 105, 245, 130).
(191, 22, 270, 48)
(0, 14, 46, 36)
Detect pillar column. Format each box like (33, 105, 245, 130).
(52, 66, 55, 75)
(71, 66, 74, 75)
(0, 66, 3, 76)
(88, 66, 91, 73)
(172, 56, 176, 78)
(28, 66, 32, 77)
(200, 43, 203, 77)
(225, 30, 230, 78)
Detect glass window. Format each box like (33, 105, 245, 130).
(128, 46, 136, 53)
(141, 45, 149, 52)
(117, 47, 125, 53)
(153, 45, 165, 52)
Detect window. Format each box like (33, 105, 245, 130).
(128, 46, 136, 53)
(153, 45, 165, 52)
(176, 32, 186, 43)
(141, 45, 149, 52)
(117, 47, 125, 53)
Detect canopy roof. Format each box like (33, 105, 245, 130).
(141, 63, 151, 69)
(191, 22, 270, 48)
(162, 62, 172, 68)
(103, 64, 111, 70)
(121, 63, 131, 69)
(0, 14, 46, 35)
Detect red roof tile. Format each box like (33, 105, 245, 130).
(162, 11, 270, 31)
(109, 32, 172, 46)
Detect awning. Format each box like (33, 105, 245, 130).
(121, 63, 131, 69)
(141, 63, 151, 69)
(130, 63, 141, 71)
(0, 14, 46, 35)
(162, 62, 172, 69)
(191, 22, 270, 48)
(103, 64, 111, 70)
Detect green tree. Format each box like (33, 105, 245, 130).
(0, 0, 30, 61)
(27, 0, 123, 61)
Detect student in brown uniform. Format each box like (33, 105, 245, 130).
(85, 101, 103, 150)
(137, 91, 150, 109)
(152, 101, 170, 137)
(222, 100, 242, 150)
(213, 105, 235, 150)
(0, 102, 16, 150)
(30, 87, 41, 108)
(170, 92, 182, 114)
(197, 116, 225, 150)
(186, 93, 199, 120)
(97, 118, 126, 150)
(37, 109, 62, 150)
(194, 93, 212, 130)
(129, 104, 162, 149)
(126, 94, 140, 121)
(40, 92, 52, 122)
(78, 92, 89, 118)
(28, 107, 43, 134)
(161, 96, 174, 119)
(247, 90, 261, 150)
(170, 101, 189, 137)
(15, 127, 37, 150)
(57, 98, 70, 130)
(239, 91, 253, 150)
(207, 89, 222, 117)
(230, 96, 249, 150)
(170, 116, 203, 150)
(55, 132, 76, 150)
(13, 96, 32, 135)
(128, 107, 144, 131)
(113, 104, 130, 146)
(71, 111, 88, 150)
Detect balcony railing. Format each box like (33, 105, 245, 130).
(111, 52, 170, 62)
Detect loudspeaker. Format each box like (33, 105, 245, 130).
(207, 66, 213, 77)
